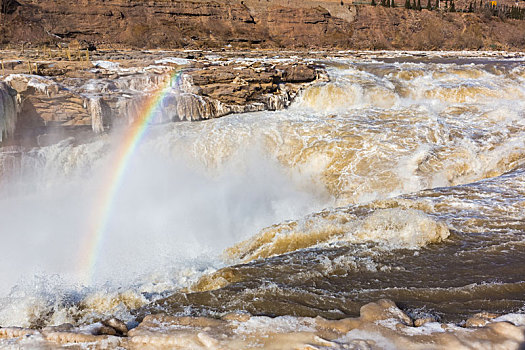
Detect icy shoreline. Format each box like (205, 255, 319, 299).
(1, 299, 524, 349)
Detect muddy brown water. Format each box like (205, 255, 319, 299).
(145, 166, 525, 323)
(1, 55, 524, 329)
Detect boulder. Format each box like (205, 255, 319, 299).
(102, 318, 128, 336)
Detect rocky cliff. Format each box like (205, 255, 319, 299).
(1, 0, 524, 50)
(0, 53, 324, 147)
(1, 0, 354, 48)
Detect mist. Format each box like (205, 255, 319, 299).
(0, 118, 331, 298)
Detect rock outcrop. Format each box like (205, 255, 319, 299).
(0, 54, 324, 146)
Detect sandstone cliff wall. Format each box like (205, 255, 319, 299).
(1, 0, 524, 50)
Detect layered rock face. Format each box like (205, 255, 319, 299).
(2, 0, 354, 48)
(0, 54, 323, 146)
(1, 0, 524, 50)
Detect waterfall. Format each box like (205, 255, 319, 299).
(89, 97, 104, 133)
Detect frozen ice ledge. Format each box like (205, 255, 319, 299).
(1, 299, 525, 349)
(0, 58, 325, 147)
(0, 82, 19, 144)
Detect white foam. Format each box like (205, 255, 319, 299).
(155, 57, 192, 66)
(494, 314, 525, 327)
(338, 329, 397, 350)
(232, 316, 316, 335)
(92, 61, 121, 71)
(89, 96, 104, 132)
(0, 120, 329, 326)
(350, 208, 450, 249)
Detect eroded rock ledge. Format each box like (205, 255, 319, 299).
(1, 299, 524, 349)
(0, 51, 326, 147)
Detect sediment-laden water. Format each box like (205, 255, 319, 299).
(0, 53, 524, 348)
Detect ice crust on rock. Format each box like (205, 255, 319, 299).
(0, 82, 18, 143)
(3, 299, 524, 349)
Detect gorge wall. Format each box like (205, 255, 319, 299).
(1, 0, 524, 50)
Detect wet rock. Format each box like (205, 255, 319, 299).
(44, 331, 124, 346)
(187, 63, 318, 110)
(314, 316, 361, 333)
(473, 312, 500, 320)
(5, 74, 60, 97)
(222, 312, 251, 322)
(4, 300, 525, 349)
(102, 318, 128, 336)
(359, 299, 413, 326)
(276, 64, 317, 83)
(465, 312, 501, 328)
(93, 324, 118, 336)
(129, 314, 230, 349)
(465, 317, 490, 328)
(42, 323, 75, 333)
(414, 317, 438, 327)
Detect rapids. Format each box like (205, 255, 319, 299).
(0, 53, 524, 347)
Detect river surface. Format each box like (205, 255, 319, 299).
(0, 54, 524, 333)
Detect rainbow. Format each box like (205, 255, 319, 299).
(79, 68, 183, 283)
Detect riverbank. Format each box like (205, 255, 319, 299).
(1, 299, 524, 349)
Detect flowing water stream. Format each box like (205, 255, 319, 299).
(0, 55, 524, 336)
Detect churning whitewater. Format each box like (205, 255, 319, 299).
(1, 53, 525, 348)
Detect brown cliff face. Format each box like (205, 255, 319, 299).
(1, 0, 353, 48)
(348, 7, 525, 50)
(3, 0, 522, 50)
